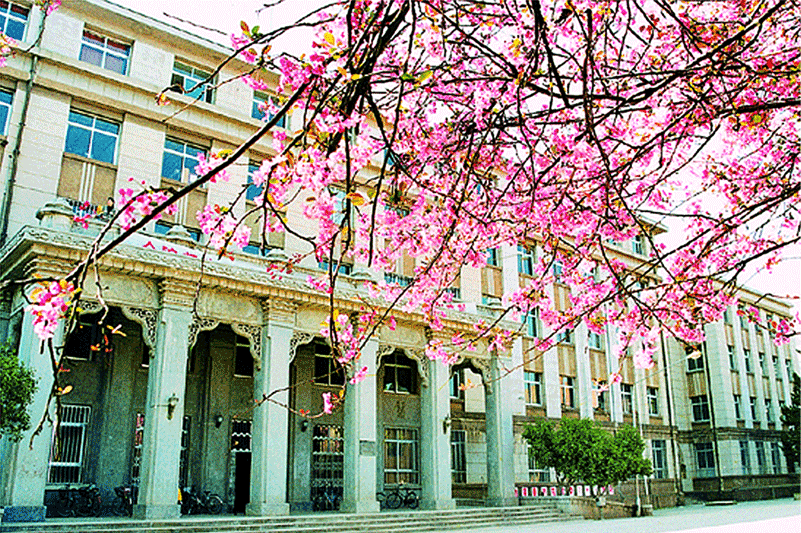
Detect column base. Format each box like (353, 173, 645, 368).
(246, 501, 290, 516)
(132, 503, 180, 520)
(340, 499, 380, 514)
(1, 505, 46, 523)
(420, 498, 456, 510)
(486, 497, 518, 507)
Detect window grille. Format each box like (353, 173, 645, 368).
(527, 443, 550, 482)
(311, 425, 343, 502)
(384, 427, 419, 485)
(48, 404, 91, 484)
(450, 430, 466, 483)
(231, 420, 252, 452)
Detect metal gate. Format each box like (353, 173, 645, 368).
(311, 424, 343, 509)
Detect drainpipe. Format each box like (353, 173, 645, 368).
(701, 340, 724, 496)
(660, 331, 683, 505)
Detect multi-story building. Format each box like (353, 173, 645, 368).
(0, 0, 796, 524)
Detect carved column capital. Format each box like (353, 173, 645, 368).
(261, 298, 298, 326)
(159, 279, 197, 309)
(121, 307, 158, 350)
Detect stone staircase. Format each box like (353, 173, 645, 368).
(1, 504, 581, 533)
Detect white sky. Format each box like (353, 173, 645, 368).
(112, 0, 800, 313)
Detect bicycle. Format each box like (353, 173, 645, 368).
(52, 484, 101, 517)
(180, 486, 224, 515)
(312, 484, 341, 511)
(380, 484, 419, 509)
(111, 485, 137, 517)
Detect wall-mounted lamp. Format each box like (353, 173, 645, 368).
(214, 414, 224, 428)
(166, 394, 179, 420)
(300, 419, 309, 432)
(442, 415, 451, 434)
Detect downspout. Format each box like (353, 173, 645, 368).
(660, 331, 683, 504)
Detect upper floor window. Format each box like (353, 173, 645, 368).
(0, 1, 28, 41)
(0, 88, 12, 136)
(524, 371, 542, 406)
(589, 331, 603, 350)
(234, 335, 253, 377)
(172, 61, 213, 103)
(691, 395, 710, 422)
(621, 383, 633, 414)
(154, 221, 201, 242)
(556, 328, 572, 345)
(80, 30, 130, 75)
(313, 342, 345, 386)
(383, 351, 417, 394)
(449, 368, 464, 400)
(523, 309, 538, 338)
(517, 245, 534, 276)
(552, 260, 564, 282)
(65, 110, 119, 164)
(161, 137, 206, 183)
(633, 234, 644, 255)
(560, 375, 575, 408)
(252, 91, 286, 127)
(485, 248, 500, 267)
(727, 345, 737, 371)
(686, 346, 704, 372)
(647, 387, 659, 416)
(733, 394, 743, 420)
(246, 161, 262, 201)
(750, 396, 757, 421)
(744, 349, 752, 373)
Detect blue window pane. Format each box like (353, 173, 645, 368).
(68, 111, 93, 127)
(185, 145, 204, 158)
(0, 106, 8, 135)
(165, 138, 183, 153)
(79, 45, 103, 67)
(246, 184, 262, 201)
(185, 85, 204, 101)
(154, 221, 171, 235)
(6, 18, 24, 40)
(65, 125, 90, 157)
(105, 55, 127, 75)
(161, 152, 182, 181)
(251, 100, 265, 120)
(95, 118, 119, 135)
(91, 132, 116, 163)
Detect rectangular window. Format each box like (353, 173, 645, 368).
(758, 352, 766, 374)
(744, 349, 752, 373)
(517, 245, 534, 276)
(252, 91, 287, 127)
(63, 313, 102, 361)
(0, 88, 12, 136)
(560, 375, 575, 408)
(733, 395, 743, 421)
(48, 404, 91, 484)
(234, 335, 253, 377)
(382, 352, 416, 394)
(633, 234, 644, 255)
(589, 331, 603, 350)
(724, 307, 731, 324)
(384, 427, 419, 485)
(313, 342, 345, 386)
(65, 110, 119, 164)
(691, 395, 710, 422)
(524, 371, 542, 406)
(771, 442, 782, 474)
(647, 387, 659, 416)
(450, 430, 466, 484)
(695, 442, 715, 478)
(687, 346, 704, 372)
(755, 441, 767, 474)
(154, 221, 201, 242)
(318, 259, 352, 276)
(652, 440, 667, 479)
(171, 61, 213, 103)
(161, 137, 206, 183)
(485, 248, 500, 267)
(773, 356, 781, 379)
(621, 383, 633, 414)
(524, 310, 538, 338)
(80, 29, 130, 74)
(179, 416, 190, 488)
(527, 444, 550, 483)
(739, 305, 749, 329)
(552, 260, 564, 282)
(766, 402, 774, 424)
(449, 369, 463, 400)
(740, 441, 751, 475)
(728, 345, 737, 371)
(750, 396, 757, 421)
(0, 1, 28, 40)
(246, 161, 262, 202)
(556, 328, 573, 345)
(595, 383, 608, 412)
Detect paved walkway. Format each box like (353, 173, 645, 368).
(454, 498, 801, 533)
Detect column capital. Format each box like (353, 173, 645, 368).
(261, 298, 298, 325)
(159, 279, 197, 309)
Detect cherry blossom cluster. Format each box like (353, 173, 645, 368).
(27, 280, 77, 340)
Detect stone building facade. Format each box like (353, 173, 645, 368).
(0, 0, 796, 524)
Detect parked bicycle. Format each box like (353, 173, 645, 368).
(52, 484, 102, 517)
(111, 485, 137, 517)
(312, 484, 341, 511)
(180, 486, 224, 515)
(378, 484, 419, 509)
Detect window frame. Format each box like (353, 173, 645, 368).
(517, 244, 534, 276)
(0, 87, 12, 136)
(384, 427, 419, 485)
(740, 440, 751, 475)
(647, 387, 659, 416)
(560, 375, 575, 409)
(234, 334, 254, 378)
(161, 136, 208, 183)
(171, 61, 214, 103)
(733, 394, 743, 421)
(755, 441, 767, 474)
(727, 345, 737, 371)
(252, 90, 287, 127)
(382, 351, 417, 395)
(621, 383, 633, 414)
(524, 371, 543, 407)
(64, 110, 120, 164)
(450, 429, 466, 484)
(691, 395, 710, 422)
(449, 368, 464, 400)
(79, 28, 130, 75)
(313, 342, 345, 387)
(47, 404, 91, 484)
(0, 1, 29, 41)
(527, 443, 551, 483)
(695, 442, 715, 478)
(651, 440, 667, 479)
(686, 346, 704, 373)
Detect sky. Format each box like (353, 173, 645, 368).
(111, 0, 800, 313)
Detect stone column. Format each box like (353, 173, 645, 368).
(0, 308, 64, 522)
(574, 322, 593, 419)
(341, 340, 380, 513)
(419, 355, 455, 510)
(247, 300, 294, 516)
(484, 355, 516, 507)
(133, 280, 193, 520)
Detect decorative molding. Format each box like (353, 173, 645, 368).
(78, 300, 104, 315)
(262, 298, 298, 325)
(377, 345, 429, 388)
(160, 279, 198, 309)
(232, 322, 262, 371)
(467, 356, 493, 394)
(375, 344, 396, 366)
(188, 317, 220, 349)
(289, 331, 315, 363)
(121, 307, 158, 349)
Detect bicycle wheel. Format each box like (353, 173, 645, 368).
(385, 492, 402, 509)
(206, 494, 224, 515)
(111, 497, 128, 517)
(405, 491, 419, 509)
(53, 495, 74, 518)
(376, 492, 387, 510)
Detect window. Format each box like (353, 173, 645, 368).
(523, 310, 538, 338)
(524, 372, 543, 406)
(65, 110, 119, 164)
(0, 88, 12, 136)
(633, 234, 644, 255)
(311, 425, 344, 503)
(154, 221, 201, 242)
(246, 161, 262, 201)
(771, 442, 782, 474)
(589, 331, 603, 350)
(552, 260, 564, 282)
(647, 387, 659, 416)
(728, 345, 737, 371)
(171, 61, 213, 103)
(733, 395, 743, 421)
(744, 349, 752, 373)
(0, 1, 28, 40)
(691, 395, 710, 422)
(766, 402, 774, 424)
(695, 442, 715, 478)
(773, 356, 781, 379)
(383, 351, 416, 394)
(595, 383, 608, 412)
(517, 245, 534, 276)
(313, 342, 345, 386)
(755, 441, 767, 474)
(485, 248, 500, 267)
(179, 416, 191, 488)
(450, 430, 466, 484)
(652, 440, 667, 479)
(252, 91, 287, 127)
(449, 369, 464, 400)
(384, 428, 419, 485)
(242, 242, 270, 257)
(686, 346, 704, 372)
(79, 29, 130, 74)
(758, 352, 766, 374)
(739, 305, 749, 329)
(161, 137, 206, 183)
(560, 375, 575, 409)
(750, 397, 757, 421)
(63, 313, 102, 361)
(556, 328, 573, 345)
(318, 259, 352, 276)
(527, 444, 550, 483)
(740, 441, 751, 475)
(723, 307, 731, 324)
(48, 404, 91, 484)
(621, 383, 633, 414)
(234, 335, 253, 377)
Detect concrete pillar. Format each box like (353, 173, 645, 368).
(133, 281, 192, 520)
(341, 340, 380, 514)
(485, 355, 515, 506)
(574, 322, 593, 419)
(0, 308, 64, 522)
(419, 357, 455, 510)
(704, 321, 736, 427)
(247, 299, 294, 516)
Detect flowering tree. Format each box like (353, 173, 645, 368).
(10, 0, 801, 419)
